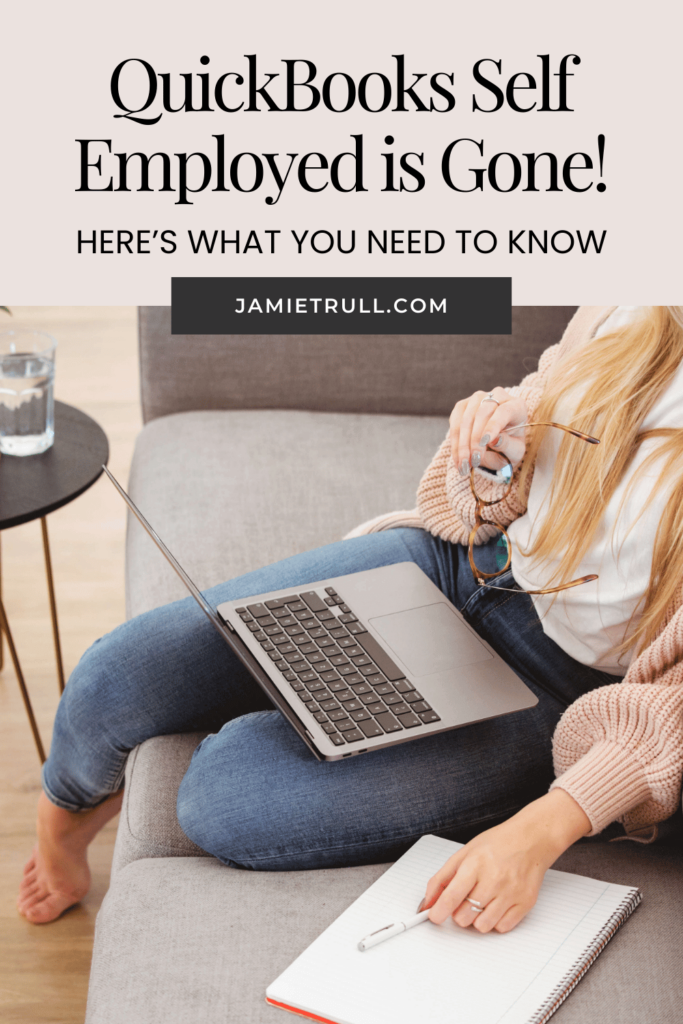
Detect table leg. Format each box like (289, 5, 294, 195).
(41, 518, 65, 694)
(0, 597, 46, 763)
(0, 532, 3, 671)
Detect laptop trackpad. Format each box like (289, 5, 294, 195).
(369, 603, 493, 677)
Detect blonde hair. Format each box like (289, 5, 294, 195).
(518, 306, 683, 658)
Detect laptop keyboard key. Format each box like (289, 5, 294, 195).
(298, 691, 315, 703)
(345, 622, 367, 635)
(360, 692, 381, 706)
(398, 711, 422, 728)
(350, 682, 373, 695)
(322, 722, 337, 734)
(300, 643, 318, 655)
(334, 689, 354, 703)
(246, 621, 261, 632)
(359, 664, 380, 677)
(320, 670, 341, 684)
(260, 640, 275, 651)
(308, 627, 328, 640)
(246, 603, 269, 618)
(383, 693, 404, 706)
(312, 711, 327, 723)
(403, 691, 423, 704)
(327, 679, 347, 692)
(325, 587, 338, 596)
(369, 702, 388, 716)
(374, 712, 403, 733)
(393, 679, 415, 693)
(271, 635, 291, 647)
(307, 650, 326, 663)
(293, 634, 311, 646)
(340, 698, 363, 712)
(316, 635, 335, 648)
(319, 699, 341, 712)
(328, 627, 349, 639)
(357, 718, 384, 738)
(328, 709, 349, 722)
(282, 670, 297, 682)
(342, 728, 365, 743)
(337, 719, 359, 732)
(351, 655, 372, 667)
(299, 591, 326, 612)
(344, 672, 363, 685)
(339, 613, 358, 624)
(264, 625, 285, 637)
(409, 701, 431, 714)
(329, 732, 345, 746)
(419, 711, 441, 724)
(350, 708, 372, 721)
(289, 681, 305, 692)
(373, 682, 394, 695)
(299, 671, 319, 684)
(389, 701, 411, 716)
(285, 625, 305, 636)
(338, 665, 358, 677)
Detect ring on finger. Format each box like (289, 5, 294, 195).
(466, 897, 484, 913)
(480, 393, 500, 406)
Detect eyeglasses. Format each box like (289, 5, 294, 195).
(468, 421, 601, 595)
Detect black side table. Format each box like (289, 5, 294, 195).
(0, 401, 109, 762)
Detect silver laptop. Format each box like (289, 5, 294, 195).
(105, 468, 537, 761)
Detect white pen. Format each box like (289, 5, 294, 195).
(357, 910, 431, 952)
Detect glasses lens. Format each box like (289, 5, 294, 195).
(470, 525, 511, 577)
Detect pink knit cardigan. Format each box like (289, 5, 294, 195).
(346, 306, 683, 838)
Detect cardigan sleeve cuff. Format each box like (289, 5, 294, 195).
(549, 740, 652, 836)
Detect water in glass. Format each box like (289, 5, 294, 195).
(0, 331, 56, 456)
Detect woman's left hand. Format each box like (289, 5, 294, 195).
(419, 790, 591, 934)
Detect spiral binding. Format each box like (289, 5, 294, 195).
(528, 888, 642, 1024)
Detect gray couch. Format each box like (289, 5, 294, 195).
(86, 308, 683, 1024)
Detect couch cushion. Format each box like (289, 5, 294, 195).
(86, 857, 390, 1024)
(138, 306, 578, 422)
(125, 408, 447, 617)
(89, 840, 683, 1024)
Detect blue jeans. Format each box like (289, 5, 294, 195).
(42, 529, 618, 869)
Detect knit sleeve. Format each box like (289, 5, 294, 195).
(550, 603, 683, 835)
(415, 341, 563, 544)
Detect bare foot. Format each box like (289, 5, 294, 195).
(17, 790, 123, 924)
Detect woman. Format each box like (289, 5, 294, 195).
(18, 305, 683, 933)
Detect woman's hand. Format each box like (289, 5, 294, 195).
(449, 387, 529, 477)
(418, 790, 591, 934)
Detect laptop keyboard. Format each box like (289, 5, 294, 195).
(235, 586, 441, 748)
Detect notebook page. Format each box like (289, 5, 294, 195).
(267, 834, 638, 1024)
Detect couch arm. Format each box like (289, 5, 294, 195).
(111, 733, 212, 875)
(138, 306, 577, 423)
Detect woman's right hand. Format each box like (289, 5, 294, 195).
(449, 387, 529, 477)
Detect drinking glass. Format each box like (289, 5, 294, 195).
(0, 330, 56, 456)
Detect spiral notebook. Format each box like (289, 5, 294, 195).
(266, 834, 641, 1024)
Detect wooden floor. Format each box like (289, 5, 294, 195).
(0, 307, 141, 1023)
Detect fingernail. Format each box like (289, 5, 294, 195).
(417, 898, 426, 913)
(480, 434, 490, 446)
(471, 451, 481, 468)
(459, 459, 470, 477)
